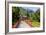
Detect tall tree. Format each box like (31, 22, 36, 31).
(12, 7, 20, 25)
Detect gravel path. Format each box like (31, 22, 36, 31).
(18, 21, 31, 28)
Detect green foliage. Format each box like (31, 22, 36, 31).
(19, 7, 27, 16)
(27, 12, 30, 19)
(29, 9, 40, 22)
(34, 9, 40, 22)
(32, 21, 40, 27)
(12, 7, 20, 25)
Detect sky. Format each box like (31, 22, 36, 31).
(23, 7, 40, 12)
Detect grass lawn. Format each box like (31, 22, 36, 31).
(32, 21, 40, 27)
